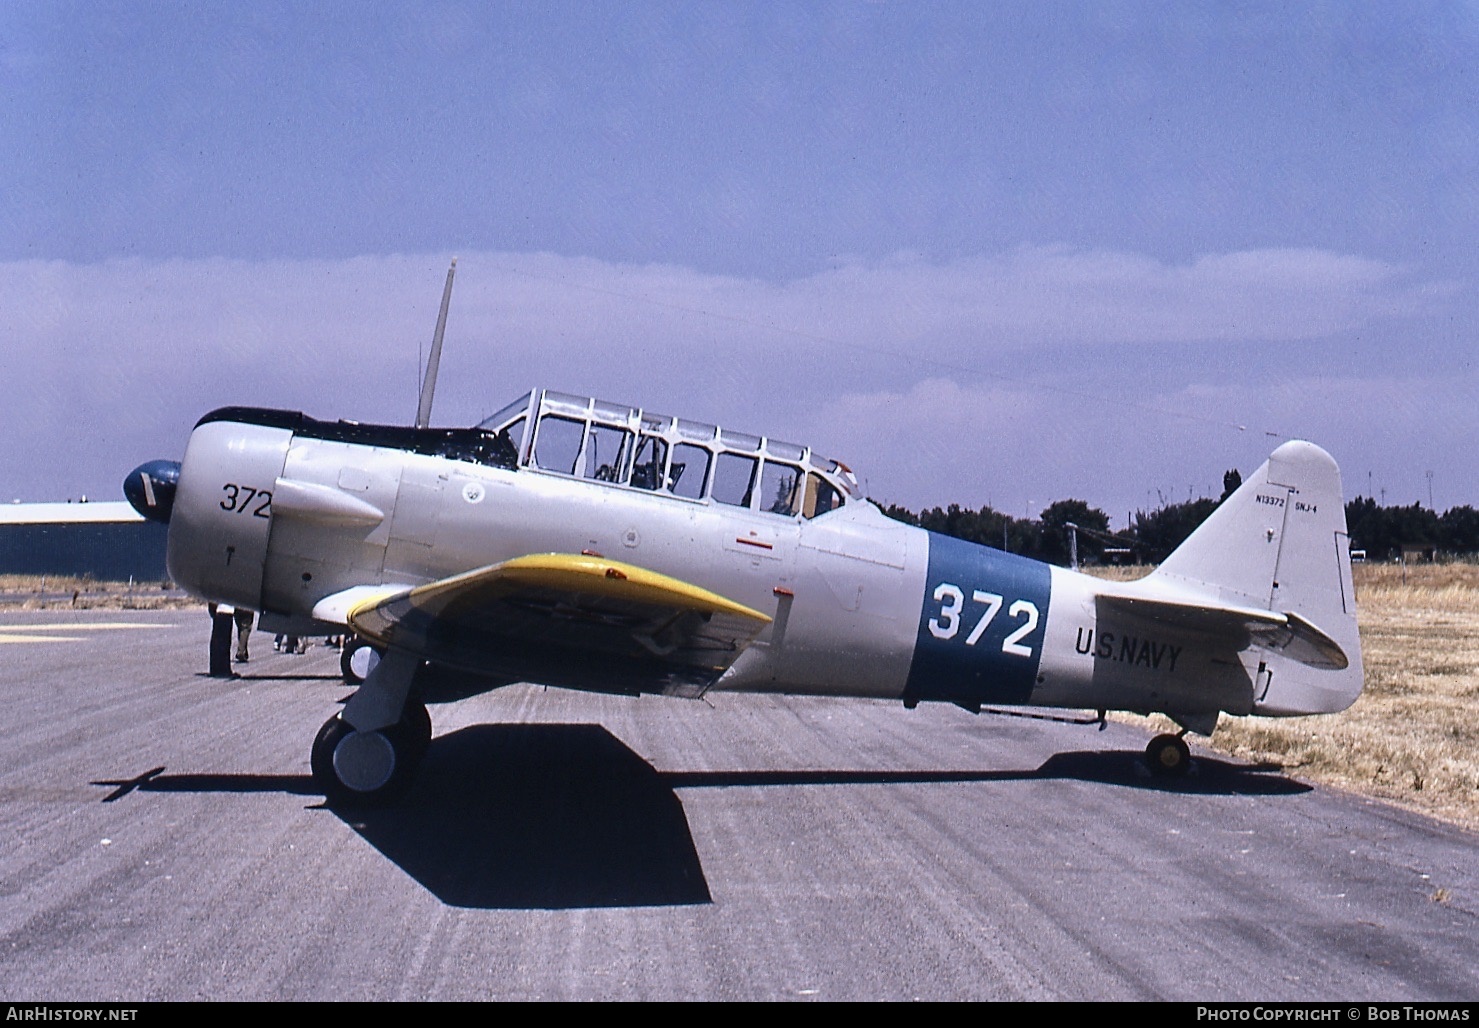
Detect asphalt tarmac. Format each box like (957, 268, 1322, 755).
(2, 609, 1475, 1001)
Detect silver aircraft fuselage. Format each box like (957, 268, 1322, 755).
(158, 388, 1362, 726)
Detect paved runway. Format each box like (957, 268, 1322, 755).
(2, 608, 1476, 1001)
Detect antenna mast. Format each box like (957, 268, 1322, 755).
(415, 257, 457, 428)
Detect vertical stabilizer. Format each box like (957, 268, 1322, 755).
(1148, 441, 1363, 715)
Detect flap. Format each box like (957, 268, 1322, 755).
(1099, 594, 1348, 670)
(344, 554, 772, 697)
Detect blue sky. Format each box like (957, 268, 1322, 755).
(4, 2, 1477, 522)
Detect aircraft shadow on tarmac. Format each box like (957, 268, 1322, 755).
(345, 723, 714, 910)
(93, 724, 712, 910)
(658, 749, 1311, 798)
(92, 724, 1308, 910)
(192, 671, 347, 683)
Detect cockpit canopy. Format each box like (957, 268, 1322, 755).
(479, 389, 862, 519)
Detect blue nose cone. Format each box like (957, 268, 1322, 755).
(124, 460, 181, 523)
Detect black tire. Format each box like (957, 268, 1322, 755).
(311, 711, 422, 806)
(1146, 733, 1192, 777)
(340, 636, 383, 685)
(311, 714, 355, 804)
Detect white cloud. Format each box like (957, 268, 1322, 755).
(0, 247, 1468, 513)
(799, 371, 1479, 523)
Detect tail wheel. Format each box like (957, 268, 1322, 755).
(311, 700, 431, 806)
(340, 636, 383, 684)
(1146, 733, 1192, 777)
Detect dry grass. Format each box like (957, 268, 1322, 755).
(1088, 562, 1479, 832)
(1084, 564, 1156, 582)
(0, 576, 196, 610)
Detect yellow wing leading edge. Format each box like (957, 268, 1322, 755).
(338, 554, 772, 697)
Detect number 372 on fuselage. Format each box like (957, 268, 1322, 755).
(125, 386, 1363, 803)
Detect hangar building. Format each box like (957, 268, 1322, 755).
(0, 501, 168, 581)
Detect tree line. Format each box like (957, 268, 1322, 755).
(1343, 498, 1479, 561)
(880, 469, 1479, 566)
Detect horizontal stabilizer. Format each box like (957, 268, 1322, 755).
(1100, 594, 1348, 670)
(1135, 438, 1363, 716)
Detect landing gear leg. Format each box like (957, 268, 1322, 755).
(311, 648, 431, 805)
(1146, 732, 1192, 778)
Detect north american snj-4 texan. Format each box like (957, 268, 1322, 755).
(124, 266, 1364, 805)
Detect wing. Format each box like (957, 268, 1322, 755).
(1099, 594, 1348, 670)
(315, 554, 772, 697)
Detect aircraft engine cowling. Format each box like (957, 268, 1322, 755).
(165, 415, 295, 611)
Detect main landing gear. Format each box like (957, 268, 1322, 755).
(311, 647, 431, 805)
(1145, 732, 1192, 778)
(340, 634, 383, 684)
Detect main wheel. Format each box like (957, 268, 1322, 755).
(311, 709, 425, 806)
(340, 636, 383, 684)
(1146, 733, 1192, 777)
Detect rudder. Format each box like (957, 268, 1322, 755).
(1149, 441, 1363, 715)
